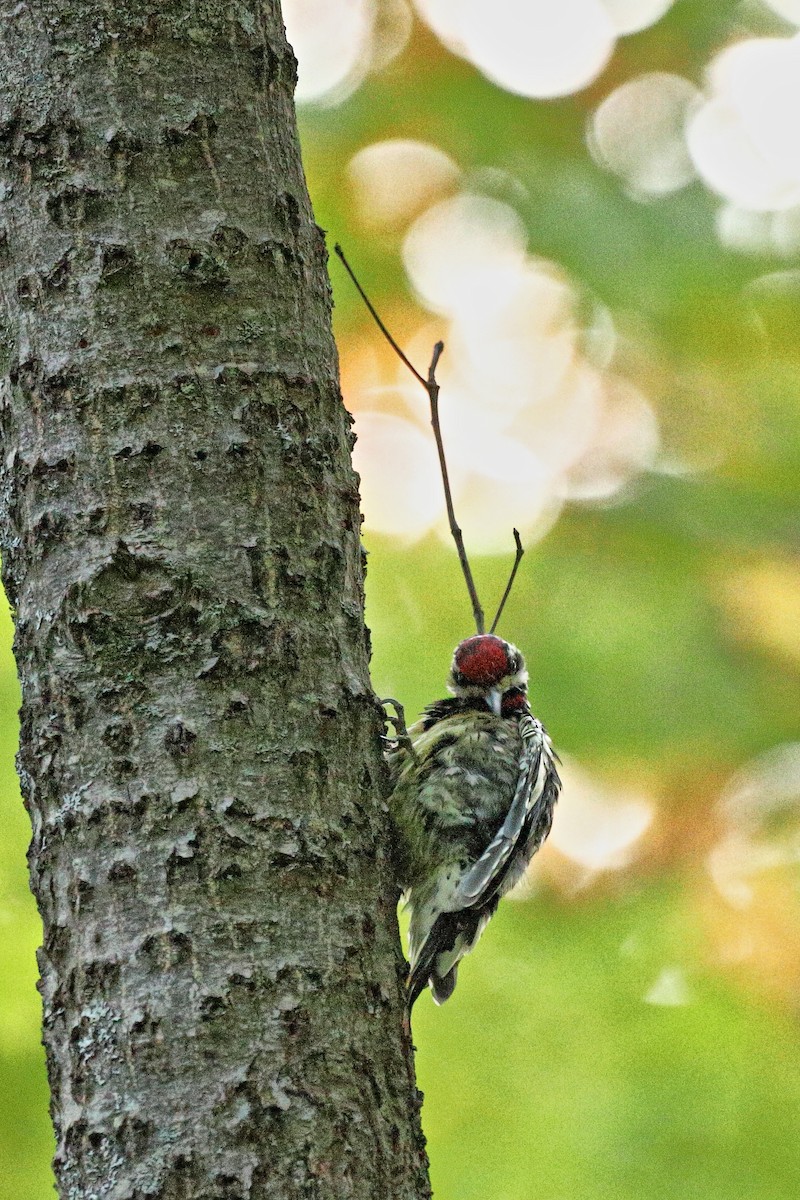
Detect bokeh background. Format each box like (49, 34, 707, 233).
(3, 1, 800, 1196)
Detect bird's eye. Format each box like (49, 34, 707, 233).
(509, 652, 522, 673)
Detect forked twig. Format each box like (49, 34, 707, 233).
(334, 243, 525, 638)
(335, 244, 485, 633)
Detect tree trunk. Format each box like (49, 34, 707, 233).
(0, 2, 430, 1197)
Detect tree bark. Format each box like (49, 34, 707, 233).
(0, 2, 430, 1197)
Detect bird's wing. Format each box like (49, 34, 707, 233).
(451, 716, 560, 910)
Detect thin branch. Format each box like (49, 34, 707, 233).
(334, 244, 485, 634)
(334, 245, 426, 387)
(427, 346, 485, 635)
(489, 529, 525, 634)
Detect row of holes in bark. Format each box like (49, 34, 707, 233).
(14, 228, 302, 309)
(0, 36, 297, 168)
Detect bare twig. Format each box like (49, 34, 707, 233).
(335, 245, 533, 637)
(489, 529, 525, 634)
(334, 245, 425, 387)
(426, 344, 485, 634)
(335, 244, 486, 633)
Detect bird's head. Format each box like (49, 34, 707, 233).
(448, 634, 528, 715)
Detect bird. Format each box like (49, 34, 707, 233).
(385, 632, 561, 1009)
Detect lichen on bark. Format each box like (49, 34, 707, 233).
(0, 1, 430, 1196)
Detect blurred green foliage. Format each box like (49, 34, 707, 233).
(413, 890, 800, 1200)
(2, 2, 800, 1197)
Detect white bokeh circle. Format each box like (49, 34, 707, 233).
(688, 35, 800, 213)
(413, 0, 615, 99)
(590, 72, 700, 197)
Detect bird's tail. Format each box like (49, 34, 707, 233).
(431, 966, 458, 1005)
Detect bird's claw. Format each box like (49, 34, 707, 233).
(381, 696, 416, 758)
(381, 696, 408, 737)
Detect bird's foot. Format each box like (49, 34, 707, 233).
(381, 697, 416, 759)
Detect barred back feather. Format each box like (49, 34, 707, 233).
(388, 693, 560, 1008)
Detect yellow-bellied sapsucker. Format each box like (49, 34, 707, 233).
(387, 633, 561, 1008)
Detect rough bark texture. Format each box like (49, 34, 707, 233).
(0, 2, 430, 1197)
